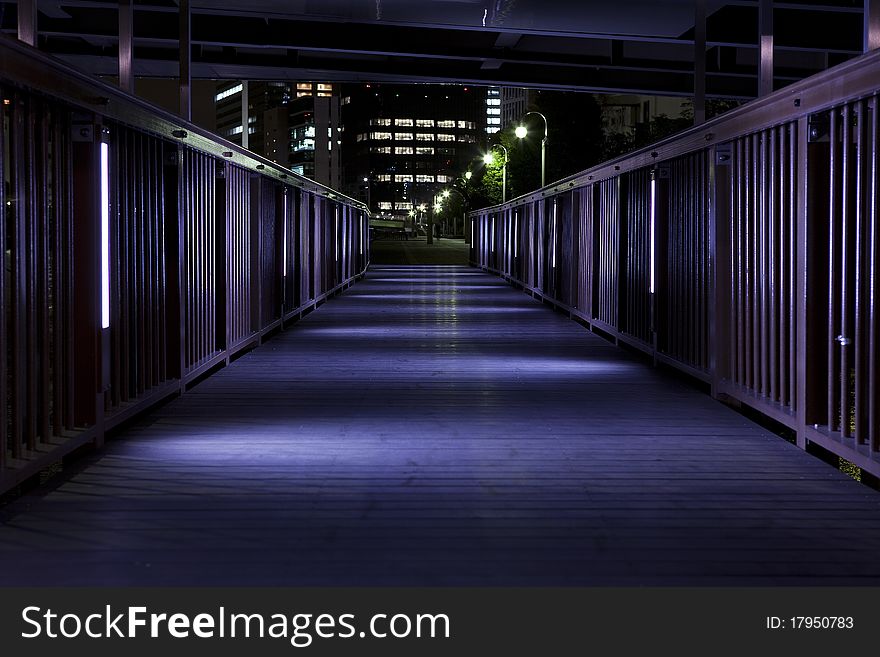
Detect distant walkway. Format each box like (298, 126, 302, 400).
(370, 237, 469, 265)
(1, 265, 880, 585)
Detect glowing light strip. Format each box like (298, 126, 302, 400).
(650, 175, 656, 294)
(100, 141, 110, 329)
(551, 201, 557, 268)
(359, 212, 364, 255)
(514, 211, 518, 258)
(282, 192, 288, 277)
(335, 207, 339, 261)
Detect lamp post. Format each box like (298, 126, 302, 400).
(361, 176, 371, 215)
(418, 202, 431, 244)
(483, 143, 509, 203)
(442, 185, 469, 238)
(515, 111, 548, 188)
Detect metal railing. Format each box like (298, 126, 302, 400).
(0, 37, 370, 494)
(470, 46, 880, 478)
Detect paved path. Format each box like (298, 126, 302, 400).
(370, 238, 469, 265)
(1, 265, 880, 585)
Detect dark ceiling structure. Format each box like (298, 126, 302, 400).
(1, 0, 868, 98)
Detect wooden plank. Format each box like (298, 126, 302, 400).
(1, 265, 879, 586)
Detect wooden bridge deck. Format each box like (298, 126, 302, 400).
(2, 265, 880, 586)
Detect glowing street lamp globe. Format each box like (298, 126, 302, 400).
(483, 152, 495, 165)
(441, 189, 451, 199)
(464, 171, 472, 180)
(515, 125, 528, 139)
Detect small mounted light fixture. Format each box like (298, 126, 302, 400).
(256, 164, 265, 170)
(222, 151, 233, 158)
(172, 129, 188, 139)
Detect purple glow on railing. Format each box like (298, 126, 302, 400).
(514, 211, 518, 258)
(100, 141, 110, 329)
(650, 175, 657, 294)
(282, 191, 288, 277)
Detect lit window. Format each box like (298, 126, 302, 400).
(395, 132, 413, 140)
(437, 120, 455, 128)
(457, 120, 475, 129)
(396, 202, 413, 210)
(486, 127, 500, 134)
(457, 134, 475, 143)
(487, 117, 501, 125)
(415, 133, 433, 141)
(356, 133, 367, 142)
(225, 125, 243, 136)
(376, 174, 392, 181)
(416, 174, 435, 183)
(371, 146, 392, 154)
(437, 134, 455, 141)
(395, 146, 414, 154)
(370, 132, 392, 140)
(317, 92, 332, 97)
(291, 139, 315, 151)
(370, 118, 392, 126)
(436, 175, 450, 183)
(378, 201, 393, 210)
(317, 83, 333, 91)
(214, 84, 242, 102)
(416, 119, 434, 127)
(395, 174, 414, 182)
(486, 98, 501, 106)
(342, 96, 351, 105)
(297, 83, 312, 90)
(395, 118, 414, 126)
(296, 92, 312, 98)
(416, 147, 435, 155)
(487, 88, 500, 97)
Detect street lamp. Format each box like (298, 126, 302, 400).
(483, 143, 509, 202)
(361, 176, 371, 214)
(464, 171, 472, 181)
(515, 111, 548, 188)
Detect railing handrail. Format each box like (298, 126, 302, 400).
(0, 34, 368, 212)
(472, 45, 880, 214)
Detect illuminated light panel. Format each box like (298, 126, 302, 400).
(551, 201, 557, 268)
(335, 207, 339, 261)
(514, 212, 518, 258)
(650, 175, 656, 294)
(100, 141, 110, 329)
(282, 193, 288, 277)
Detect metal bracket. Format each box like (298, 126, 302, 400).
(715, 143, 732, 166)
(808, 113, 830, 142)
(71, 124, 94, 142)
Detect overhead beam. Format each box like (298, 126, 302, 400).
(758, 0, 774, 96)
(17, 0, 37, 46)
(179, 0, 191, 120)
(118, 0, 134, 93)
(694, 0, 707, 124)
(867, 0, 880, 51)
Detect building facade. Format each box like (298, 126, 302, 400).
(340, 83, 485, 218)
(214, 80, 342, 189)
